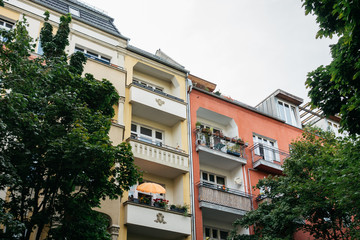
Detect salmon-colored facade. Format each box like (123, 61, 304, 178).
(189, 75, 304, 239)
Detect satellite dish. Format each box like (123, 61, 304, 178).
(234, 176, 242, 185)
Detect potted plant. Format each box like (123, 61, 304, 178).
(219, 131, 224, 138)
(139, 195, 151, 205)
(195, 121, 202, 130)
(153, 198, 169, 209)
(226, 144, 241, 157)
(237, 137, 244, 145)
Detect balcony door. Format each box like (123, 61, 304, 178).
(253, 135, 279, 162)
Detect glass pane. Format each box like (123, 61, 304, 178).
(87, 50, 98, 58)
(212, 229, 218, 238)
(278, 101, 286, 121)
(75, 47, 84, 52)
(155, 131, 162, 140)
(131, 124, 137, 132)
(202, 172, 208, 181)
(291, 106, 297, 125)
(140, 126, 152, 136)
(284, 104, 293, 125)
(205, 228, 210, 237)
(220, 231, 228, 239)
(209, 174, 215, 182)
(217, 176, 225, 185)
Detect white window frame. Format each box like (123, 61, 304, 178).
(200, 171, 226, 187)
(0, 18, 14, 41)
(131, 122, 164, 146)
(133, 78, 164, 92)
(75, 46, 111, 64)
(204, 226, 229, 240)
(69, 7, 80, 17)
(253, 134, 280, 162)
(277, 100, 299, 127)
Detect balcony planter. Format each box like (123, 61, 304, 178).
(227, 149, 240, 157)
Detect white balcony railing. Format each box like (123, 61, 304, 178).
(128, 136, 189, 172)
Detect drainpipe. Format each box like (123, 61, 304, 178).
(186, 73, 196, 240)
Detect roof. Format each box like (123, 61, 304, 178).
(127, 45, 189, 73)
(30, 0, 129, 40)
(256, 89, 304, 107)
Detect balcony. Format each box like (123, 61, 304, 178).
(195, 130, 247, 170)
(124, 200, 191, 239)
(129, 82, 186, 127)
(250, 143, 290, 175)
(198, 181, 252, 224)
(128, 136, 189, 178)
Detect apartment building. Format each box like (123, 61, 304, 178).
(120, 48, 191, 240)
(189, 76, 304, 239)
(1, 1, 191, 239)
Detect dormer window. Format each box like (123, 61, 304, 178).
(277, 100, 299, 127)
(69, 7, 80, 17)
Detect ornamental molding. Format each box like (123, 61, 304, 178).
(154, 213, 167, 224)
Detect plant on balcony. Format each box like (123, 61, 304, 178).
(196, 121, 202, 130)
(170, 204, 189, 215)
(139, 195, 151, 205)
(236, 137, 245, 145)
(226, 144, 241, 157)
(153, 198, 169, 209)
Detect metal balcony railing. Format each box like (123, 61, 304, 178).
(195, 130, 246, 158)
(250, 143, 290, 165)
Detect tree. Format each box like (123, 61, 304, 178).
(0, 12, 141, 240)
(231, 128, 360, 239)
(302, 0, 360, 135)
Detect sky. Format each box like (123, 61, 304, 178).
(84, 0, 336, 106)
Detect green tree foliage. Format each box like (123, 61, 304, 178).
(231, 128, 360, 239)
(302, 0, 360, 135)
(0, 13, 141, 239)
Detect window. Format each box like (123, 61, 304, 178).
(75, 46, 111, 64)
(131, 123, 163, 146)
(253, 135, 279, 161)
(204, 227, 228, 240)
(277, 100, 298, 127)
(0, 18, 14, 42)
(133, 78, 164, 92)
(201, 171, 225, 186)
(69, 7, 80, 17)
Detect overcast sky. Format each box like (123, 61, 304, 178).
(84, 0, 336, 106)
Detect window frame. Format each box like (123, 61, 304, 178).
(133, 78, 164, 93)
(253, 134, 280, 162)
(131, 122, 164, 146)
(74, 46, 111, 64)
(0, 18, 14, 42)
(277, 100, 299, 127)
(203, 226, 229, 240)
(201, 171, 226, 187)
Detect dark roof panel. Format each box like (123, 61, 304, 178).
(31, 0, 128, 40)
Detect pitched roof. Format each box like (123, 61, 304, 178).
(31, 0, 128, 40)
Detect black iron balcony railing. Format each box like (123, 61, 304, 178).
(250, 143, 290, 165)
(132, 80, 184, 102)
(130, 134, 186, 153)
(195, 130, 246, 158)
